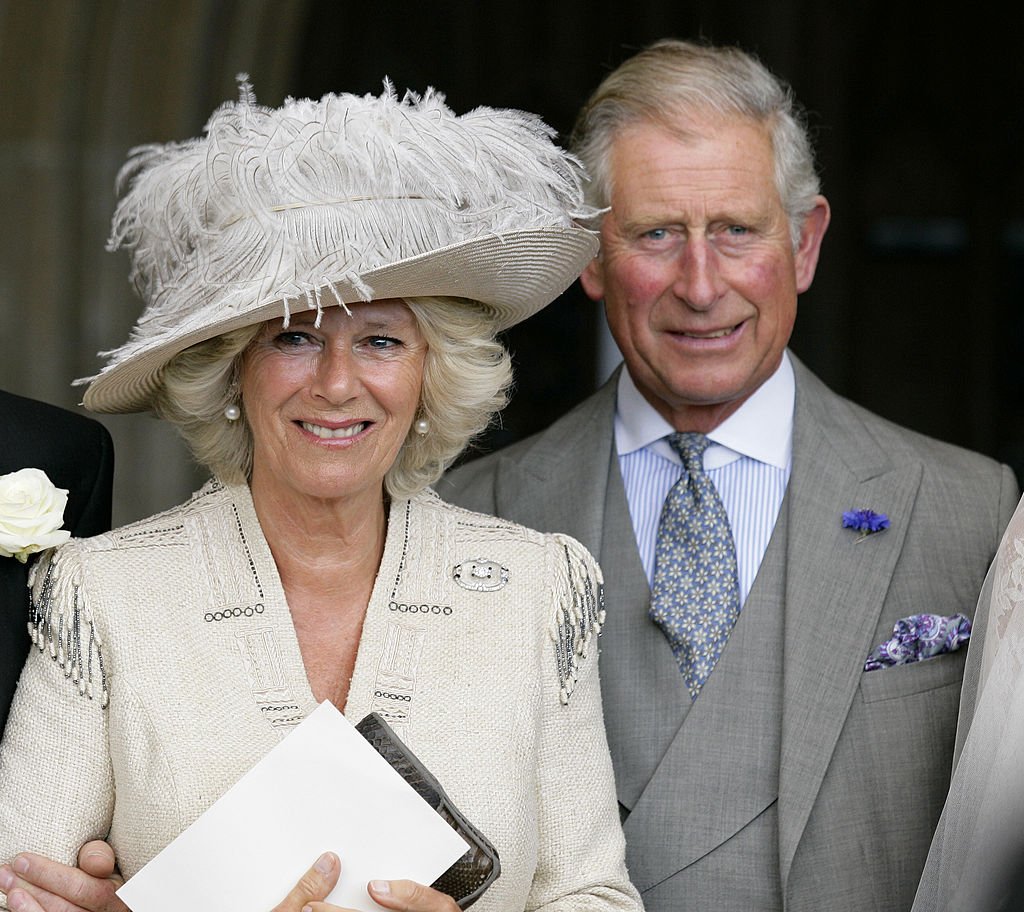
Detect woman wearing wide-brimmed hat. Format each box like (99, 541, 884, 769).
(0, 83, 640, 912)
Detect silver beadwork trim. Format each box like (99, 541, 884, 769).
(549, 535, 606, 705)
(28, 550, 109, 708)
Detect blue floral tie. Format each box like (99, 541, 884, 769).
(649, 432, 741, 700)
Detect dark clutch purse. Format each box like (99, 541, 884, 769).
(355, 712, 500, 909)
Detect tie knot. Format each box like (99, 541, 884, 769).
(668, 431, 710, 475)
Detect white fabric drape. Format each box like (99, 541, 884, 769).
(912, 493, 1024, 911)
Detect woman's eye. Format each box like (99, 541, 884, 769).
(368, 336, 401, 349)
(274, 331, 313, 347)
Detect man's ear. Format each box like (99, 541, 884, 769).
(794, 196, 831, 294)
(579, 255, 606, 302)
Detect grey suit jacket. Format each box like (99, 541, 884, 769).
(440, 355, 1019, 912)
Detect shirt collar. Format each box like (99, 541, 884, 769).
(614, 351, 795, 470)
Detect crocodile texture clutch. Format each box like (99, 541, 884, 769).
(356, 713, 500, 908)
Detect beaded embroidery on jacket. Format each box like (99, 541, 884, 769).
(25, 482, 606, 715)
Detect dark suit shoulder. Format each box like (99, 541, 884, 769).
(1, 387, 101, 426)
(442, 434, 533, 512)
(0, 389, 112, 458)
(0, 389, 114, 538)
(0, 391, 114, 733)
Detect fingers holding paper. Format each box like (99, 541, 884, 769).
(272, 854, 458, 912)
(0, 847, 457, 912)
(271, 852, 340, 911)
(363, 879, 459, 912)
(0, 842, 125, 912)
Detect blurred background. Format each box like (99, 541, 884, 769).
(1, 1, 1022, 526)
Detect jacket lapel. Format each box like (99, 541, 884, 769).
(777, 358, 922, 887)
(490, 376, 617, 557)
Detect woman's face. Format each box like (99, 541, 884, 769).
(240, 299, 427, 507)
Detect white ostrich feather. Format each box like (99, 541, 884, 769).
(99, 78, 598, 377)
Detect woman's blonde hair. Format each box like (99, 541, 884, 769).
(152, 296, 512, 499)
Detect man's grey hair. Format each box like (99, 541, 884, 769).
(570, 38, 821, 248)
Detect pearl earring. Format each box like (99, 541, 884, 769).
(224, 404, 241, 421)
(414, 417, 430, 436)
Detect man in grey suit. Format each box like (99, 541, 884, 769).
(441, 40, 1018, 911)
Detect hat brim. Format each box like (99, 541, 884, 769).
(83, 226, 598, 414)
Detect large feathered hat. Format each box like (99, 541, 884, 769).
(81, 78, 599, 413)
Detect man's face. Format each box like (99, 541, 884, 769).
(581, 115, 829, 431)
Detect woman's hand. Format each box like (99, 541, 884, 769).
(0, 841, 125, 912)
(0, 845, 457, 912)
(272, 852, 460, 912)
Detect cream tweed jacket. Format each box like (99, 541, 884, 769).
(0, 479, 640, 912)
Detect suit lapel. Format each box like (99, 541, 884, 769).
(777, 359, 922, 887)
(490, 377, 616, 557)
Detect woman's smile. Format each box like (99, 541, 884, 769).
(298, 419, 371, 441)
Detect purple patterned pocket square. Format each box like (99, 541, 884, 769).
(864, 613, 972, 672)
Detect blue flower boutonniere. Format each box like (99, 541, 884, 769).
(842, 508, 890, 541)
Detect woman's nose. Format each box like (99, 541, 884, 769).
(309, 346, 359, 403)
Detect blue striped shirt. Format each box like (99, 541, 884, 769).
(616, 354, 795, 606)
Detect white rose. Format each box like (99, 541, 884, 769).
(0, 468, 71, 563)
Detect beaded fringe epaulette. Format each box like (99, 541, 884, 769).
(27, 546, 108, 707)
(550, 534, 606, 705)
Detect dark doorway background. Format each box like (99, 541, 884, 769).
(291, 2, 1024, 476)
(1, 1, 1020, 524)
